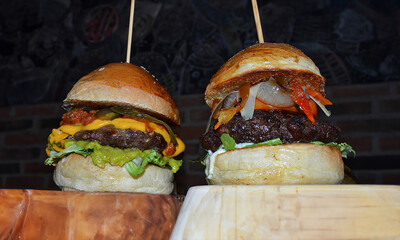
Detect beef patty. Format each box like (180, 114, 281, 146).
(73, 125, 167, 152)
(201, 110, 341, 152)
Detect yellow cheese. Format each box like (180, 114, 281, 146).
(49, 118, 185, 157)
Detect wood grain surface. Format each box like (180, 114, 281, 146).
(170, 185, 400, 240)
(0, 189, 183, 240)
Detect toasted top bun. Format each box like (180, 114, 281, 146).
(54, 153, 174, 194)
(64, 63, 180, 126)
(205, 143, 344, 185)
(205, 43, 325, 107)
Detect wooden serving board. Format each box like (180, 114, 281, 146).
(0, 189, 184, 240)
(170, 185, 400, 240)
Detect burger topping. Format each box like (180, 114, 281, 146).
(256, 78, 294, 107)
(305, 89, 332, 117)
(202, 110, 341, 152)
(61, 108, 97, 126)
(72, 125, 167, 152)
(56, 108, 184, 157)
(45, 140, 182, 177)
(111, 106, 179, 146)
(288, 79, 315, 124)
(210, 78, 333, 130)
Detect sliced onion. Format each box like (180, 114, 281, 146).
(205, 91, 238, 132)
(221, 91, 239, 110)
(257, 79, 294, 107)
(309, 95, 331, 117)
(240, 83, 261, 120)
(303, 86, 331, 117)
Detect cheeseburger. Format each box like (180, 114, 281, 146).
(45, 63, 185, 194)
(201, 43, 354, 185)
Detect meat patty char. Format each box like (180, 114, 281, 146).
(73, 125, 167, 152)
(201, 110, 341, 152)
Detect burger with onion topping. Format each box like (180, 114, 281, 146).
(201, 43, 354, 185)
(45, 63, 185, 194)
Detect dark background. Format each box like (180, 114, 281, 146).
(1, 0, 399, 105)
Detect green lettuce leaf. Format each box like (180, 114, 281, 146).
(124, 150, 182, 177)
(218, 134, 355, 159)
(45, 143, 92, 166)
(45, 140, 182, 177)
(220, 133, 236, 150)
(243, 138, 282, 148)
(311, 141, 356, 158)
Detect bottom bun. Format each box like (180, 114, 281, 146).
(54, 153, 174, 194)
(205, 143, 344, 185)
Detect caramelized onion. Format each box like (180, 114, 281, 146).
(240, 83, 261, 120)
(256, 79, 294, 107)
(221, 91, 239, 110)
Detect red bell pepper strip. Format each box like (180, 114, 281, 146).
(289, 80, 315, 124)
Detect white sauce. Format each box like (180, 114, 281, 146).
(205, 142, 255, 179)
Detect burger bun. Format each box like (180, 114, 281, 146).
(54, 154, 174, 194)
(205, 43, 326, 107)
(63, 62, 180, 126)
(205, 143, 344, 185)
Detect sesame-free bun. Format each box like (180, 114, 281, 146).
(54, 154, 174, 194)
(205, 143, 344, 185)
(205, 43, 325, 107)
(64, 63, 180, 126)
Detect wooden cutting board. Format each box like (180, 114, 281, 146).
(0, 189, 184, 240)
(170, 185, 400, 240)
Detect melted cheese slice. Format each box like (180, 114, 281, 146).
(51, 118, 185, 157)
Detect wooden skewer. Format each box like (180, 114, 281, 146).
(126, 0, 136, 63)
(251, 0, 264, 43)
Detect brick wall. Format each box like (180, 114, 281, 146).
(0, 82, 399, 194)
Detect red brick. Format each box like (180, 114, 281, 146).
(6, 176, 45, 189)
(5, 133, 48, 145)
(0, 107, 11, 117)
(0, 148, 41, 161)
(179, 111, 186, 124)
(39, 117, 61, 129)
(24, 162, 54, 174)
(329, 101, 371, 115)
(380, 137, 400, 151)
(189, 161, 206, 173)
(344, 136, 372, 152)
(175, 95, 206, 107)
(337, 118, 400, 133)
(382, 172, 400, 184)
(353, 170, 380, 184)
(330, 85, 389, 99)
(176, 126, 206, 140)
(14, 105, 56, 116)
(174, 173, 207, 194)
(0, 163, 20, 174)
(190, 108, 211, 122)
(0, 119, 33, 132)
(47, 176, 59, 190)
(183, 143, 201, 155)
(377, 98, 400, 113)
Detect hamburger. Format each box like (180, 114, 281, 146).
(200, 43, 355, 185)
(45, 63, 185, 194)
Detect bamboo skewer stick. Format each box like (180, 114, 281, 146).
(126, 0, 136, 63)
(251, 0, 264, 43)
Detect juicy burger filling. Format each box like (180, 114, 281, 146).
(45, 108, 185, 177)
(201, 78, 355, 173)
(202, 110, 341, 152)
(210, 78, 332, 130)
